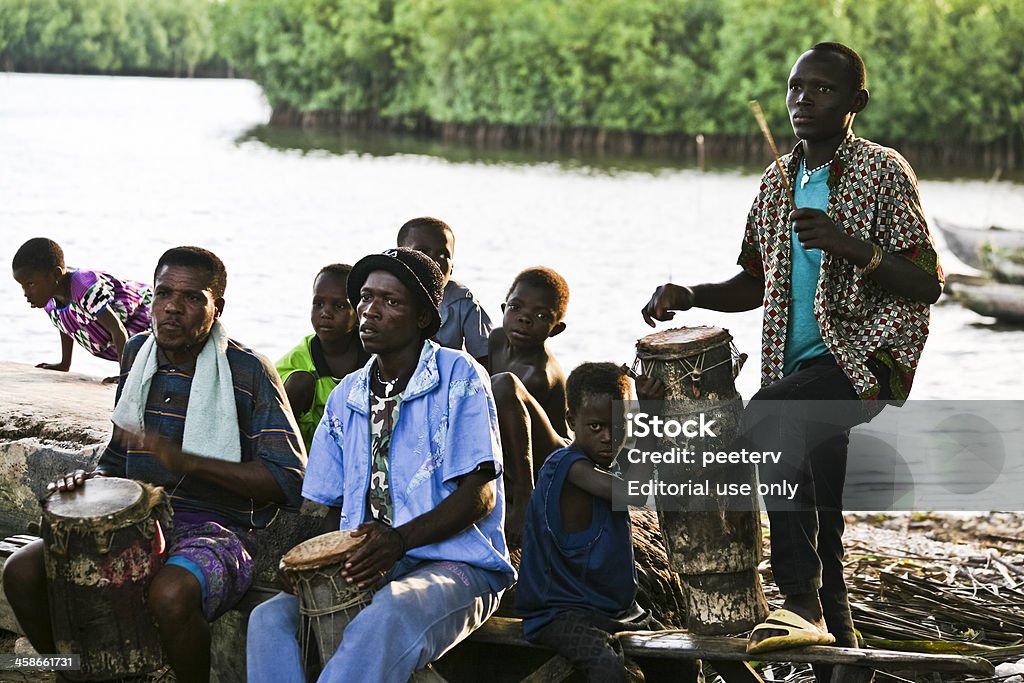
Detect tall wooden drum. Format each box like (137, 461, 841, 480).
(634, 326, 767, 634)
(42, 477, 168, 680)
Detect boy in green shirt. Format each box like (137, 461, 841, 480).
(277, 264, 368, 449)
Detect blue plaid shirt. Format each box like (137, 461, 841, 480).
(97, 333, 306, 529)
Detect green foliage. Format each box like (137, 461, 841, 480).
(0, 0, 216, 75)
(212, 0, 401, 111)
(711, 0, 848, 135)
(2, 0, 1022, 148)
(388, 0, 721, 131)
(211, 0, 1022, 146)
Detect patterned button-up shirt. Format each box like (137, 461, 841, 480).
(45, 269, 152, 360)
(737, 133, 943, 408)
(305, 340, 516, 585)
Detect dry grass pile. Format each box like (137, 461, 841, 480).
(747, 513, 1024, 683)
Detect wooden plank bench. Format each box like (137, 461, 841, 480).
(4, 537, 999, 683)
(3, 535, 450, 683)
(465, 616, 996, 683)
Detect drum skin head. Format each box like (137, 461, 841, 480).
(636, 326, 730, 357)
(44, 477, 144, 521)
(281, 530, 367, 572)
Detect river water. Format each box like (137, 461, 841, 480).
(2, 73, 1023, 402)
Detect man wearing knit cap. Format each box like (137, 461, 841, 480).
(248, 248, 515, 683)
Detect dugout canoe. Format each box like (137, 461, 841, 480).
(934, 218, 1024, 270)
(978, 244, 1024, 284)
(944, 273, 1024, 325)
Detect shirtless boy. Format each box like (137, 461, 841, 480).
(489, 267, 570, 541)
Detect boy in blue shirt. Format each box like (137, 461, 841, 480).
(516, 363, 700, 682)
(397, 216, 492, 367)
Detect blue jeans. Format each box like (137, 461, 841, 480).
(246, 557, 505, 683)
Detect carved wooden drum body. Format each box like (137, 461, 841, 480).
(42, 477, 167, 680)
(635, 326, 767, 634)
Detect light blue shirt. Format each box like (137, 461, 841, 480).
(304, 340, 516, 588)
(784, 159, 832, 375)
(436, 279, 492, 359)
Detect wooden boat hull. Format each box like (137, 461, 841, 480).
(934, 218, 1024, 269)
(945, 274, 1024, 324)
(979, 245, 1024, 284)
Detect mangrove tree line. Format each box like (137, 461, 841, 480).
(0, 0, 218, 76)
(2, 0, 1021, 159)
(213, 0, 1023, 155)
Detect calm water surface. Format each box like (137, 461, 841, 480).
(2, 73, 1023, 401)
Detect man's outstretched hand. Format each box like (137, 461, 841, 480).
(124, 430, 196, 476)
(47, 469, 101, 493)
(641, 284, 695, 327)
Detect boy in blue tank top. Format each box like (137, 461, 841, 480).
(516, 363, 701, 682)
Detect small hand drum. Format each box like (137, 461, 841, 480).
(280, 530, 373, 672)
(42, 477, 168, 680)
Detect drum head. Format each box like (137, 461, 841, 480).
(282, 530, 367, 572)
(44, 477, 144, 522)
(636, 326, 730, 358)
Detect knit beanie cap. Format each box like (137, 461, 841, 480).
(347, 247, 444, 338)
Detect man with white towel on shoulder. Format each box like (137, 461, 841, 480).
(3, 246, 307, 683)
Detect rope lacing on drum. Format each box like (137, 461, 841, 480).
(631, 340, 745, 399)
(300, 592, 370, 617)
(299, 572, 372, 667)
(298, 574, 371, 618)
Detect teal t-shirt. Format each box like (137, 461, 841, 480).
(784, 159, 832, 375)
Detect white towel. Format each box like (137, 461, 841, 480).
(112, 320, 242, 462)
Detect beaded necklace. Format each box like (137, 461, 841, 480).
(800, 159, 831, 189)
(374, 365, 399, 398)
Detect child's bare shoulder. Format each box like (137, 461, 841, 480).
(541, 361, 568, 415)
(546, 352, 566, 384)
(487, 327, 511, 368)
(488, 325, 509, 348)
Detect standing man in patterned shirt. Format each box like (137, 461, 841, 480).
(641, 43, 942, 671)
(247, 248, 514, 683)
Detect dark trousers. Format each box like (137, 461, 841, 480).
(529, 610, 702, 683)
(742, 354, 890, 653)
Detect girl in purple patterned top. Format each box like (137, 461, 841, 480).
(12, 238, 152, 382)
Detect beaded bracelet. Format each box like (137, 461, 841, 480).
(858, 243, 884, 275)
